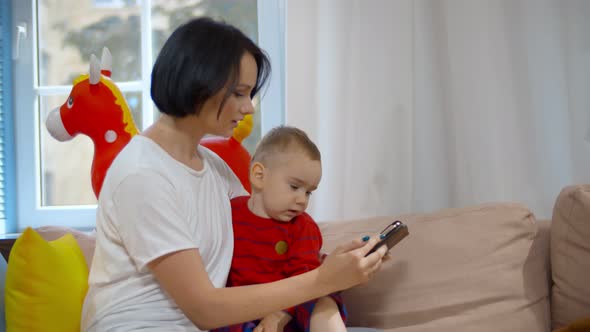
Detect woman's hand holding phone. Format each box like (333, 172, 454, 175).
(317, 221, 408, 294)
(318, 236, 388, 293)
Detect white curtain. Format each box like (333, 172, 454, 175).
(285, 0, 590, 221)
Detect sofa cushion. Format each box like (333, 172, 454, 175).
(551, 185, 590, 329)
(5, 227, 89, 332)
(319, 203, 550, 332)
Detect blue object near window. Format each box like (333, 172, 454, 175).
(0, 254, 6, 331)
(0, 0, 17, 234)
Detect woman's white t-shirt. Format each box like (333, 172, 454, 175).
(81, 135, 247, 331)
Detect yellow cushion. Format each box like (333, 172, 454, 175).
(5, 227, 89, 332)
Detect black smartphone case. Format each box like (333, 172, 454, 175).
(365, 221, 409, 256)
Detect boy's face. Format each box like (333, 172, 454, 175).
(253, 151, 322, 222)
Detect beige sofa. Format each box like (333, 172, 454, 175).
(24, 185, 590, 331)
(318, 184, 590, 332)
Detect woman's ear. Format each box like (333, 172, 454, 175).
(249, 162, 265, 190)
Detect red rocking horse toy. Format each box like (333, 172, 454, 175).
(46, 47, 253, 198)
(46, 47, 139, 198)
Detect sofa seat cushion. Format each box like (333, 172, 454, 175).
(551, 184, 590, 329)
(318, 203, 550, 332)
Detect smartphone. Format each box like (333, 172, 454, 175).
(365, 220, 409, 256)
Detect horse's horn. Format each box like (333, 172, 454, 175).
(100, 47, 112, 77)
(89, 54, 101, 85)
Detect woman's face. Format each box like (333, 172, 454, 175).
(199, 52, 258, 137)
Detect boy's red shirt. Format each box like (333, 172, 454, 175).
(216, 196, 347, 332)
(228, 195, 323, 287)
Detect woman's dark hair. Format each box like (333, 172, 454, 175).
(151, 17, 271, 117)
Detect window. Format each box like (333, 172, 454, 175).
(1, 1, 17, 234)
(11, 0, 285, 230)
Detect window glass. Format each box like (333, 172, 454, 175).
(36, 0, 259, 207)
(151, 0, 258, 58)
(12, 0, 284, 229)
(39, 95, 95, 206)
(37, 0, 141, 85)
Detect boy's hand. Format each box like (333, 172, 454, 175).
(253, 311, 292, 332)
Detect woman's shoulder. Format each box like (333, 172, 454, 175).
(198, 144, 222, 160)
(198, 145, 232, 172)
(198, 145, 247, 196)
(113, 135, 163, 166)
(102, 137, 177, 195)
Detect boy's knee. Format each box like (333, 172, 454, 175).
(312, 296, 339, 316)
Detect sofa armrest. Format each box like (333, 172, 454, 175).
(551, 185, 590, 329)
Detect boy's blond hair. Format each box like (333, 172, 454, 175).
(251, 126, 321, 167)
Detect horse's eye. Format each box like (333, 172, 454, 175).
(67, 96, 74, 108)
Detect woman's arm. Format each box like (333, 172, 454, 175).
(149, 236, 386, 330)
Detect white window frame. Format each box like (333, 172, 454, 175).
(12, 0, 285, 230)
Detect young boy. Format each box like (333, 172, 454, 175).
(221, 126, 347, 332)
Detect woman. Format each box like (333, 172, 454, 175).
(81, 17, 387, 332)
